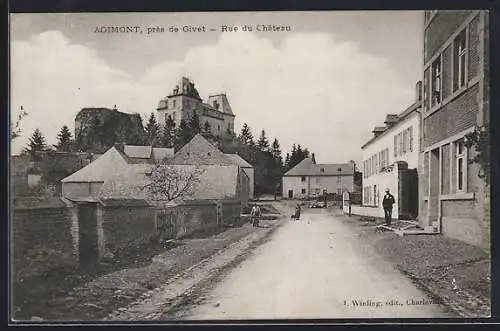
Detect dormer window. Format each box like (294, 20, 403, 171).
(338, 168, 342, 172)
(320, 168, 325, 173)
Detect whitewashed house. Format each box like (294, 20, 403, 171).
(356, 82, 422, 220)
(283, 157, 355, 199)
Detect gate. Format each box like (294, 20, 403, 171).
(78, 203, 99, 268)
(156, 210, 176, 241)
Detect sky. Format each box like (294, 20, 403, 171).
(9, 11, 424, 165)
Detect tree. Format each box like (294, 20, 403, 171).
(238, 123, 254, 146)
(257, 129, 270, 151)
(145, 112, 160, 146)
(203, 121, 211, 133)
(142, 159, 205, 202)
(271, 138, 283, 166)
(175, 119, 192, 151)
(55, 125, 72, 152)
(465, 124, 490, 185)
(161, 115, 176, 148)
(189, 112, 201, 136)
(24, 128, 48, 157)
(11, 106, 28, 141)
(285, 143, 312, 172)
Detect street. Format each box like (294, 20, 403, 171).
(177, 208, 451, 320)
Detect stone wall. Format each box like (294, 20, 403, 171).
(12, 203, 79, 282)
(100, 204, 157, 254)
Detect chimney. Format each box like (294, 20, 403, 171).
(311, 153, 316, 164)
(416, 80, 423, 102)
(372, 126, 386, 137)
(384, 114, 399, 128)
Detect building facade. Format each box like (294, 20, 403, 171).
(420, 10, 489, 249)
(361, 83, 422, 220)
(283, 157, 355, 199)
(156, 77, 236, 137)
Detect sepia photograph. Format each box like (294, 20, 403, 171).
(9, 10, 491, 322)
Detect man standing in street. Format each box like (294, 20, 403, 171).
(382, 188, 395, 226)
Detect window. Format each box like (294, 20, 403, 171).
(173, 99, 177, 108)
(374, 154, 378, 174)
(337, 167, 341, 172)
(398, 132, 403, 156)
(402, 130, 408, 154)
(431, 57, 442, 106)
(394, 135, 398, 157)
(301, 176, 306, 182)
(218, 125, 220, 132)
(456, 140, 466, 192)
(316, 177, 320, 184)
(454, 29, 467, 91)
(301, 188, 306, 194)
(408, 127, 413, 152)
(320, 168, 325, 173)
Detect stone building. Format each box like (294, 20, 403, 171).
(282, 157, 355, 199)
(420, 10, 489, 250)
(156, 77, 236, 137)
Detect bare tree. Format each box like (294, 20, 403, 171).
(142, 159, 205, 203)
(11, 106, 28, 141)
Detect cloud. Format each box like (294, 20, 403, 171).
(11, 29, 416, 164)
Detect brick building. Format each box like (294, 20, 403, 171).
(156, 77, 236, 137)
(419, 10, 489, 250)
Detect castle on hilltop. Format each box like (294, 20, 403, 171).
(156, 77, 235, 137)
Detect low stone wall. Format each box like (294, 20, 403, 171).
(12, 197, 243, 280)
(348, 204, 397, 219)
(12, 202, 79, 282)
(101, 204, 157, 254)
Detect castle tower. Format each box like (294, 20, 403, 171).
(156, 77, 236, 137)
(156, 77, 202, 128)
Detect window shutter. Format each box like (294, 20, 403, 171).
(409, 127, 413, 152)
(394, 135, 398, 157)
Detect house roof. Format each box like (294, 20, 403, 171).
(284, 158, 354, 176)
(124, 145, 152, 159)
(98, 163, 239, 203)
(361, 100, 421, 150)
(61, 147, 129, 183)
(152, 147, 174, 161)
(224, 153, 253, 168)
(171, 134, 234, 166)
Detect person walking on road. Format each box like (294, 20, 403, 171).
(294, 203, 301, 220)
(382, 188, 395, 226)
(250, 204, 261, 227)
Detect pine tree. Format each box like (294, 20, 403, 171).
(55, 125, 72, 152)
(190, 112, 201, 136)
(25, 128, 48, 157)
(175, 119, 192, 151)
(203, 120, 211, 133)
(257, 129, 270, 151)
(238, 123, 254, 146)
(271, 138, 283, 167)
(161, 115, 176, 148)
(145, 112, 160, 146)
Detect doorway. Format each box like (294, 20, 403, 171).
(78, 203, 99, 268)
(288, 190, 293, 198)
(428, 148, 440, 230)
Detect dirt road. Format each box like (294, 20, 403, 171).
(177, 208, 451, 320)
